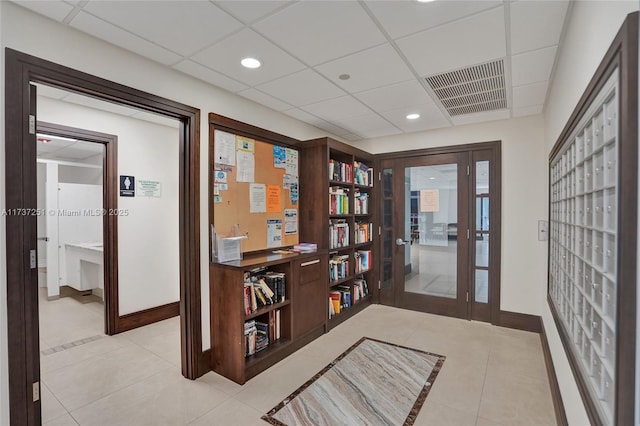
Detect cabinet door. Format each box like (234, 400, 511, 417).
(292, 255, 327, 338)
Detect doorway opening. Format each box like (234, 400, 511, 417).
(378, 141, 501, 324)
(5, 49, 201, 425)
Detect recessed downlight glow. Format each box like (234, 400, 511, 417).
(406, 113, 420, 120)
(241, 57, 261, 69)
(417, 0, 436, 2)
(429, 177, 436, 180)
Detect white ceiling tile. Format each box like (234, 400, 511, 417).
(301, 96, 372, 122)
(379, 104, 451, 133)
(332, 114, 400, 138)
(451, 109, 511, 126)
(510, 0, 569, 54)
(238, 89, 293, 112)
(70, 11, 182, 65)
(256, 69, 345, 107)
(191, 28, 306, 86)
(365, 0, 502, 40)
(342, 134, 363, 141)
(396, 6, 507, 76)
(214, 0, 292, 24)
(11, 0, 74, 22)
(513, 81, 548, 108)
(283, 109, 352, 137)
(511, 45, 557, 86)
(82, 0, 243, 56)
(315, 44, 414, 94)
(354, 80, 439, 113)
(173, 60, 248, 93)
(253, 1, 386, 66)
(513, 104, 543, 118)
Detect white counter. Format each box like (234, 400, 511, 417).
(65, 242, 104, 292)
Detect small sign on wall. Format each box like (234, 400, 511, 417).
(120, 175, 135, 197)
(420, 189, 439, 212)
(137, 180, 162, 198)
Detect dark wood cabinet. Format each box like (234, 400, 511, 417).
(210, 251, 326, 384)
(292, 255, 328, 339)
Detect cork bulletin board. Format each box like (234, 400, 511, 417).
(210, 115, 300, 254)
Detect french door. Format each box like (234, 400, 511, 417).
(378, 143, 500, 322)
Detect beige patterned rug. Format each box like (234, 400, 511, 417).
(262, 337, 445, 426)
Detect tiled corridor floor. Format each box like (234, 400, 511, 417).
(39, 294, 556, 426)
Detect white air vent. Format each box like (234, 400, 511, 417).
(425, 60, 507, 116)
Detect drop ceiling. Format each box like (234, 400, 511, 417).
(12, 0, 571, 141)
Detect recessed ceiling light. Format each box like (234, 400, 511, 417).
(406, 113, 420, 120)
(417, 0, 436, 3)
(429, 177, 436, 180)
(338, 74, 351, 80)
(241, 57, 261, 69)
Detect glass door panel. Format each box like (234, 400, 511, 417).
(404, 163, 458, 299)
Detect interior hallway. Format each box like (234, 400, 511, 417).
(39, 293, 555, 426)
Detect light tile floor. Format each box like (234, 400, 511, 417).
(39, 294, 556, 426)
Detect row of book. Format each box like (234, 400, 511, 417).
(329, 159, 353, 183)
(329, 220, 349, 249)
(354, 222, 373, 244)
(355, 249, 372, 273)
(244, 309, 281, 357)
(354, 191, 369, 215)
(243, 271, 286, 315)
(329, 187, 349, 215)
(328, 278, 369, 318)
(353, 161, 374, 187)
(329, 254, 349, 282)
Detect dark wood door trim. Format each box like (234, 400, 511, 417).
(375, 141, 501, 324)
(36, 120, 119, 335)
(5, 48, 202, 425)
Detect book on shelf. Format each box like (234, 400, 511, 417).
(329, 219, 349, 249)
(245, 320, 257, 356)
(336, 285, 352, 310)
(329, 159, 353, 183)
(255, 321, 269, 352)
(329, 254, 350, 281)
(329, 186, 349, 215)
(354, 221, 372, 244)
(353, 161, 373, 187)
(354, 191, 369, 215)
(354, 278, 369, 302)
(292, 242, 317, 253)
(244, 271, 286, 314)
(329, 291, 341, 316)
(263, 271, 286, 303)
(355, 249, 372, 273)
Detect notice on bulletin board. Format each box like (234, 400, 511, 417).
(284, 209, 297, 235)
(250, 183, 266, 213)
(267, 219, 282, 248)
(266, 185, 281, 213)
(214, 130, 236, 166)
(420, 189, 439, 212)
(237, 151, 255, 182)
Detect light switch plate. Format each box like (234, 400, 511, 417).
(538, 220, 549, 241)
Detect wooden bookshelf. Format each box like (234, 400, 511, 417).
(210, 251, 327, 384)
(300, 138, 377, 330)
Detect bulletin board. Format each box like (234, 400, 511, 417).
(210, 117, 300, 254)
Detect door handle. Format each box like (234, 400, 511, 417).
(37, 237, 49, 242)
(395, 238, 410, 246)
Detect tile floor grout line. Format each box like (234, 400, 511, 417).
(474, 328, 496, 425)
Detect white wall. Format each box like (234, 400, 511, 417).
(37, 96, 180, 315)
(542, 2, 638, 425)
(359, 114, 548, 315)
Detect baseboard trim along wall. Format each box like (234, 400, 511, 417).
(498, 310, 542, 333)
(539, 317, 569, 426)
(117, 301, 180, 333)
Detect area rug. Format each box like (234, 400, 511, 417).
(262, 337, 445, 426)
